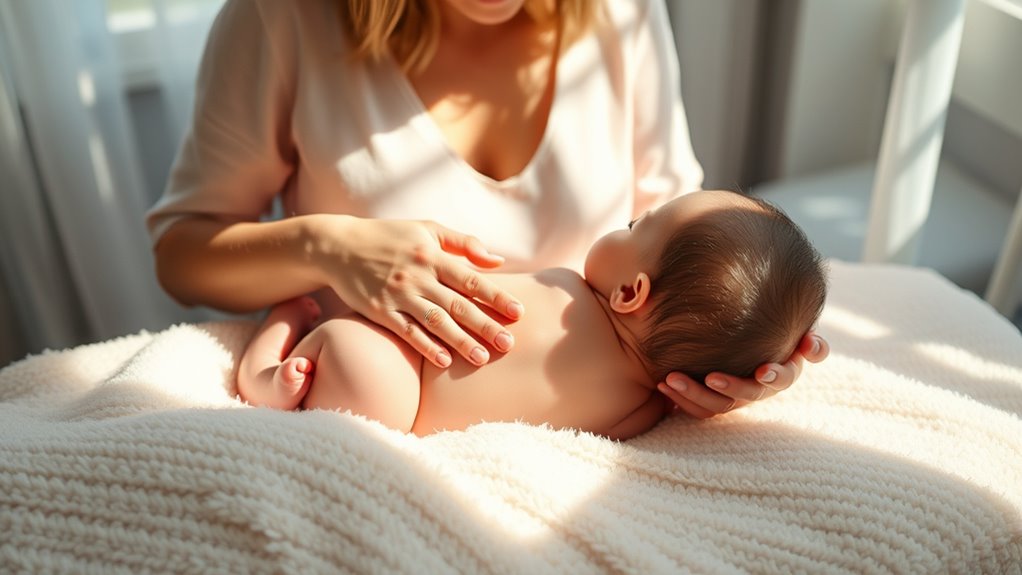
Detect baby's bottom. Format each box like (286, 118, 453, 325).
(296, 314, 423, 432)
(237, 297, 423, 433)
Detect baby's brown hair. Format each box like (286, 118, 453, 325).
(640, 193, 827, 383)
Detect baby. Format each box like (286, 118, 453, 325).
(237, 190, 827, 439)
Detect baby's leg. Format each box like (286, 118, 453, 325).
(237, 296, 321, 410)
(296, 316, 422, 433)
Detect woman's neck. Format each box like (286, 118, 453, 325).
(435, 6, 536, 48)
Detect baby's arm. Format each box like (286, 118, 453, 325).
(605, 392, 671, 441)
(237, 297, 321, 410)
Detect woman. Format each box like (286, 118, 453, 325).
(147, 0, 828, 419)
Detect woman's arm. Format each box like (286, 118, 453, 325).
(155, 216, 322, 313)
(155, 214, 523, 368)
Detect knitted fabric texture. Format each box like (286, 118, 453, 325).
(2, 261, 1021, 573)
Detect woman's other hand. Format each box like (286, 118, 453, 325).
(656, 331, 830, 418)
(311, 215, 524, 368)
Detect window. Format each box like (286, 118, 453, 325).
(105, 0, 224, 89)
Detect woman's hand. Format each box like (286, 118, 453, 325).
(310, 215, 524, 368)
(656, 331, 830, 418)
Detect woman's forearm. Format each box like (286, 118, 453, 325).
(155, 213, 524, 367)
(153, 215, 341, 313)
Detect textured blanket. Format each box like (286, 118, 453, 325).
(2, 261, 1021, 574)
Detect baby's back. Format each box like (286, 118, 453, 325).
(411, 268, 656, 437)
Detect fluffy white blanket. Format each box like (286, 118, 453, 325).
(2, 261, 1021, 573)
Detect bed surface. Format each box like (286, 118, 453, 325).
(1, 260, 1021, 573)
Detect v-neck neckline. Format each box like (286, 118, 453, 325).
(384, 41, 562, 192)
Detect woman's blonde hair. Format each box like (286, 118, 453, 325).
(340, 0, 598, 73)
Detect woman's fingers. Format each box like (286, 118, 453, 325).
(657, 382, 717, 420)
(659, 369, 770, 417)
(414, 280, 517, 362)
(702, 370, 784, 403)
(436, 255, 524, 321)
(799, 331, 830, 363)
(383, 300, 510, 370)
(378, 311, 453, 369)
(753, 348, 806, 394)
(698, 332, 824, 404)
(411, 227, 522, 364)
(402, 236, 521, 364)
(433, 223, 506, 269)
(658, 332, 831, 418)
(381, 257, 516, 367)
(414, 302, 497, 367)
(700, 351, 805, 405)
(658, 372, 746, 418)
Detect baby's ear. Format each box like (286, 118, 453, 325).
(610, 272, 651, 314)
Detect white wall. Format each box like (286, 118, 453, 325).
(668, 0, 764, 189)
(779, 0, 903, 179)
(774, 0, 1022, 190)
(954, 0, 1022, 141)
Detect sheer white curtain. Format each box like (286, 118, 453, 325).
(0, 0, 224, 357)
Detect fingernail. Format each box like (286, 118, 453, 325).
(707, 378, 727, 390)
(508, 302, 524, 319)
(668, 377, 687, 392)
(470, 347, 489, 365)
(494, 331, 514, 352)
(759, 370, 777, 384)
(436, 350, 452, 368)
(811, 338, 821, 355)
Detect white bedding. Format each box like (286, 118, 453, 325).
(1, 260, 1021, 573)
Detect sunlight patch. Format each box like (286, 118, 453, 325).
(914, 341, 1022, 383)
(820, 304, 891, 340)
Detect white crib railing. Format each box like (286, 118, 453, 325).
(863, 0, 1021, 318)
(863, 0, 966, 264)
(986, 189, 1022, 315)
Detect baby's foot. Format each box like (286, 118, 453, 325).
(272, 356, 314, 409)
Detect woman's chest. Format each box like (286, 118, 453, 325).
(288, 28, 634, 268)
(407, 30, 557, 182)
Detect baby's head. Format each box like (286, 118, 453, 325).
(584, 190, 827, 383)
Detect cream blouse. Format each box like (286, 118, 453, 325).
(146, 0, 703, 273)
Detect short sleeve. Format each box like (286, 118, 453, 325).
(145, 0, 297, 244)
(629, 0, 704, 217)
